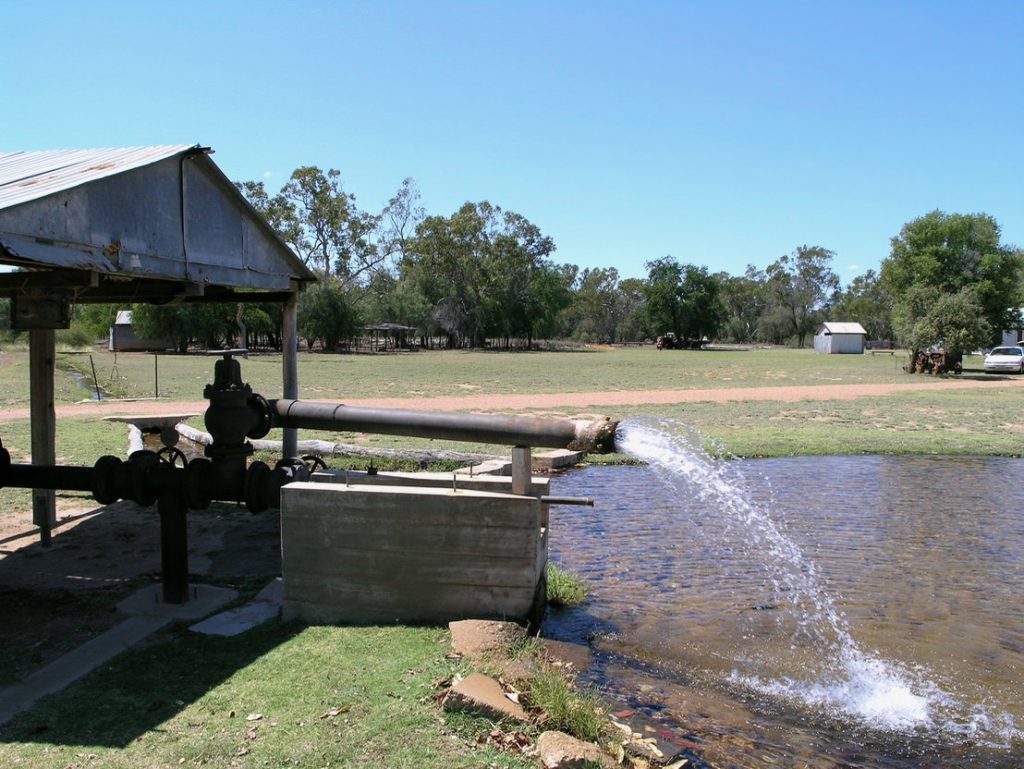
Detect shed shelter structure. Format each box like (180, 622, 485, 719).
(813, 322, 868, 354)
(109, 309, 171, 352)
(0, 145, 316, 544)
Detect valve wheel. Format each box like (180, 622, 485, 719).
(302, 455, 328, 474)
(157, 446, 189, 468)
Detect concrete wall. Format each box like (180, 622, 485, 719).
(280, 481, 548, 626)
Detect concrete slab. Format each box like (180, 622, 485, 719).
(117, 584, 238, 621)
(190, 578, 283, 637)
(532, 449, 585, 470)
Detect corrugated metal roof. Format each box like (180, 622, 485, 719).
(0, 145, 198, 210)
(818, 322, 868, 335)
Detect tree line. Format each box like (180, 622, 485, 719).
(55, 167, 1022, 359)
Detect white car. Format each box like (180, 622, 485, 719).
(984, 346, 1024, 373)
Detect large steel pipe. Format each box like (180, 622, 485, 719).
(270, 399, 618, 453)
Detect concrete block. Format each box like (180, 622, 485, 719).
(281, 482, 547, 625)
(532, 449, 585, 470)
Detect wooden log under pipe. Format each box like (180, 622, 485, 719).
(174, 424, 499, 466)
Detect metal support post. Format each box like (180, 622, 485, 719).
(158, 492, 189, 603)
(282, 295, 299, 459)
(29, 329, 56, 545)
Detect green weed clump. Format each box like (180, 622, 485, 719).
(546, 563, 588, 607)
(526, 667, 605, 743)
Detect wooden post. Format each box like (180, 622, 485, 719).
(511, 446, 531, 496)
(282, 294, 299, 459)
(29, 329, 56, 546)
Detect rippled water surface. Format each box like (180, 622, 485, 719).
(546, 426, 1024, 768)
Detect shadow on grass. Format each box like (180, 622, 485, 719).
(0, 495, 286, 746)
(0, 619, 301, 748)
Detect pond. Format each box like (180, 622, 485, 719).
(545, 421, 1023, 768)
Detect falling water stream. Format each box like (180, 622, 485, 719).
(546, 417, 1023, 768)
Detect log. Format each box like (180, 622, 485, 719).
(174, 424, 498, 465)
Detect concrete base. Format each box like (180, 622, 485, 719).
(117, 583, 238, 621)
(281, 482, 547, 626)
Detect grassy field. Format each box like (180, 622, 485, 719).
(24, 345, 921, 404)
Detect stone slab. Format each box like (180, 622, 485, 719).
(532, 449, 586, 470)
(443, 672, 528, 722)
(102, 413, 199, 428)
(538, 730, 614, 768)
(190, 579, 283, 637)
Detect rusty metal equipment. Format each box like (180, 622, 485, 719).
(0, 352, 619, 604)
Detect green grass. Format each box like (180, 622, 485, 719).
(623, 385, 1024, 457)
(0, 621, 534, 769)
(524, 667, 606, 744)
(546, 563, 588, 607)
(40, 346, 924, 405)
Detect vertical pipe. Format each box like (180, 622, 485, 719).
(89, 354, 101, 400)
(29, 329, 56, 546)
(158, 492, 189, 604)
(282, 294, 299, 459)
(154, 353, 159, 399)
(511, 446, 532, 496)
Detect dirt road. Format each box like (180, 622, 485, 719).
(2, 375, 1023, 423)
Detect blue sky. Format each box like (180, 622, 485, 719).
(3, 1, 1021, 284)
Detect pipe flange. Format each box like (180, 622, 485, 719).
(244, 461, 271, 513)
(247, 392, 273, 440)
(184, 458, 213, 510)
(92, 455, 124, 505)
(128, 450, 160, 507)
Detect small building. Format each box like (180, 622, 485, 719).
(813, 322, 867, 354)
(1000, 308, 1024, 347)
(109, 310, 171, 352)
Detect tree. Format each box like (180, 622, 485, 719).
(901, 286, 991, 361)
(239, 168, 381, 284)
(881, 210, 1023, 356)
(643, 257, 726, 346)
(407, 201, 559, 348)
(568, 267, 625, 343)
(764, 246, 840, 348)
(130, 304, 238, 352)
(297, 281, 362, 351)
(831, 269, 893, 342)
(616, 278, 649, 343)
(718, 266, 768, 343)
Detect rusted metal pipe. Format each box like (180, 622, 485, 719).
(539, 495, 595, 506)
(269, 399, 619, 453)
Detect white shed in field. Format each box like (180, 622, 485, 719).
(814, 322, 867, 354)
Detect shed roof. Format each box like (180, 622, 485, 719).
(817, 322, 868, 335)
(0, 145, 315, 304)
